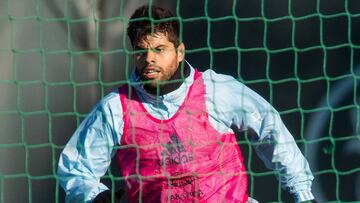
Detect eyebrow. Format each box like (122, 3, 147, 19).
(134, 44, 167, 50)
(134, 45, 145, 50)
(153, 45, 166, 49)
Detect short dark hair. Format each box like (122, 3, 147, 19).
(127, 5, 180, 48)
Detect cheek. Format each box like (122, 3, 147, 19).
(158, 53, 180, 77)
(135, 56, 144, 65)
(167, 58, 180, 74)
(135, 63, 142, 73)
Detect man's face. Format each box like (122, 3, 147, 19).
(134, 33, 185, 91)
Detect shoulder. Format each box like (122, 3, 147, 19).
(201, 69, 246, 95)
(85, 89, 123, 134)
(89, 89, 123, 119)
(201, 68, 272, 111)
(202, 69, 239, 83)
(98, 89, 121, 109)
(200, 69, 244, 112)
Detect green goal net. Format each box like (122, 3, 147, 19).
(0, 0, 359, 202)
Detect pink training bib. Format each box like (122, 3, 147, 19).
(117, 70, 248, 203)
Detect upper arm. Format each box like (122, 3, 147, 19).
(57, 91, 124, 202)
(203, 69, 275, 135)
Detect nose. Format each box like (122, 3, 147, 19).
(145, 48, 156, 64)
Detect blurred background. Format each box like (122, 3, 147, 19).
(0, 0, 359, 202)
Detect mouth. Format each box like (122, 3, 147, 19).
(143, 68, 160, 79)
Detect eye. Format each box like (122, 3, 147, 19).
(152, 47, 164, 53)
(134, 47, 147, 55)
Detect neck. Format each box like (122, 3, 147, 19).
(145, 62, 190, 96)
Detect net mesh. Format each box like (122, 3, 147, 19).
(0, 0, 360, 202)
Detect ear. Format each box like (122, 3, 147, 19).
(177, 43, 185, 62)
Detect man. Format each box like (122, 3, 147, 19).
(58, 5, 316, 203)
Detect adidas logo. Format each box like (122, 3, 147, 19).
(157, 134, 194, 166)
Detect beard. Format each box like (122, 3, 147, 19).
(136, 68, 164, 94)
(136, 62, 188, 95)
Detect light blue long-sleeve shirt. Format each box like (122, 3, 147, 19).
(57, 62, 314, 203)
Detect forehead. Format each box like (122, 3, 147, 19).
(137, 33, 173, 47)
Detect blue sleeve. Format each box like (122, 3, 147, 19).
(203, 70, 314, 202)
(57, 93, 122, 203)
